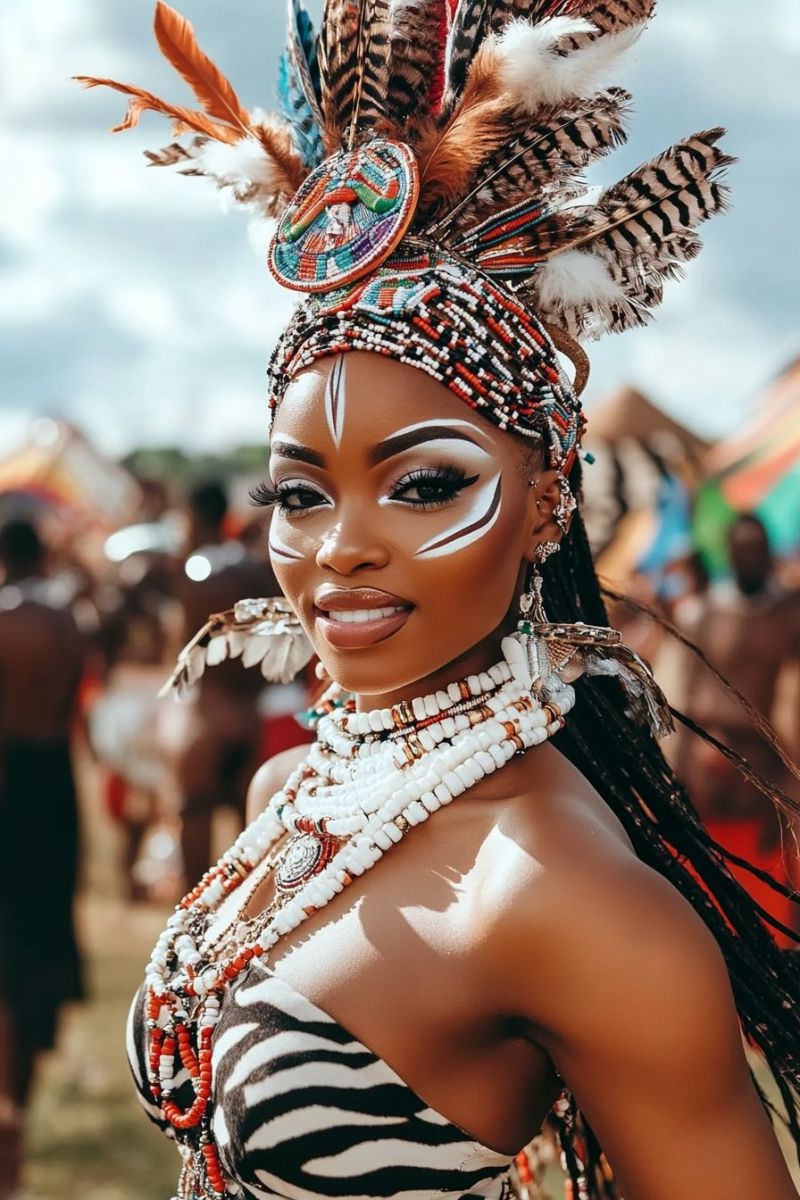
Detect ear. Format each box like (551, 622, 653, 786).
(523, 468, 569, 564)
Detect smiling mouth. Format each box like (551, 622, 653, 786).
(315, 604, 413, 648)
(324, 606, 406, 624)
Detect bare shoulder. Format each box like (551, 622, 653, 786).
(245, 743, 311, 823)
(484, 746, 731, 1040)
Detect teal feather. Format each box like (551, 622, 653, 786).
(279, 0, 324, 168)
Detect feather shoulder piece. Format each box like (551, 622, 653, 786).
(159, 598, 313, 700)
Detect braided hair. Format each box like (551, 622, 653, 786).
(535, 459, 800, 1198)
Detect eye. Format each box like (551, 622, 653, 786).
(388, 466, 479, 510)
(249, 479, 330, 514)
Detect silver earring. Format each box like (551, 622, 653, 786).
(160, 597, 314, 699)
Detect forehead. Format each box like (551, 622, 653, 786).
(273, 351, 509, 453)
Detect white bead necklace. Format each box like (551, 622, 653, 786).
(142, 661, 575, 1200)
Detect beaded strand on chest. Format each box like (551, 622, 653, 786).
(144, 663, 575, 1199)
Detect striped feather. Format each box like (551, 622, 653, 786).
(527, 129, 733, 335)
(571, 129, 732, 260)
(442, 0, 493, 109)
(384, 0, 452, 130)
(350, 0, 393, 137)
(318, 0, 364, 144)
(434, 86, 630, 232)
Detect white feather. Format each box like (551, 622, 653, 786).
(535, 249, 625, 307)
(496, 17, 644, 112)
(193, 136, 283, 202)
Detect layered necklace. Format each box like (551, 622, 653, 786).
(145, 662, 576, 1200)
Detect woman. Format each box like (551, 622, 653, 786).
(81, 1, 800, 1197)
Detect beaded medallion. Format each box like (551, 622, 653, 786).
(275, 829, 340, 891)
(269, 138, 419, 292)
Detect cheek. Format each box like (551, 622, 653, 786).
(407, 488, 526, 625)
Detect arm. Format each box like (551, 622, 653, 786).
(518, 861, 798, 1200)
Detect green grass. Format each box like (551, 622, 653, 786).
(24, 899, 180, 1200)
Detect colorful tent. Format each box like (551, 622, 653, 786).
(0, 419, 140, 526)
(693, 360, 800, 576)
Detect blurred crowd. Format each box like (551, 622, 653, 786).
(0, 472, 312, 1197)
(1, 358, 800, 1196)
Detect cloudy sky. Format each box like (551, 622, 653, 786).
(1, 0, 799, 457)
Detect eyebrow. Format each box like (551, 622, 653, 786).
(270, 441, 326, 467)
(369, 426, 484, 466)
(269, 425, 484, 470)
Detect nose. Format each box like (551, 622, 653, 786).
(315, 509, 390, 576)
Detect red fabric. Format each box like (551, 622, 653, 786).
(705, 817, 798, 947)
(259, 714, 313, 762)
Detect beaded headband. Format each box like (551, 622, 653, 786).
(78, 0, 732, 527)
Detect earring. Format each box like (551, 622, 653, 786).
(502, 544, 675, 738)
(160, 597, 314, 699)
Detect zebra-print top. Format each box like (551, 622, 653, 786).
(127, 958, 515, 1199)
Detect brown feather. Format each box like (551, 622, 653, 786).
(251, 117, 307, 195)
(73, 76, 241, 142)
(153, 1, 251, 135)
(416, 42, 512, 211)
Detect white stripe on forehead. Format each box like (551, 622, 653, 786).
(414, 473, 503, 560)
(324, 355, 347, 448)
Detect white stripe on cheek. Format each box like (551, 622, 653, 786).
(324, 355, 346, 448)
(414, 474, 503, 560)
(268, 527, 305, 563)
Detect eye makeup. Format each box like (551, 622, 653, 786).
(414, 473, 503, 559)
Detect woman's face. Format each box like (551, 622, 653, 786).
(266, 352, 557, 706)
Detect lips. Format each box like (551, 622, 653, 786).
(314, 587, 413, 649)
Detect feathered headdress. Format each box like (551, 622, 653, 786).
(77, 0, 732, 526)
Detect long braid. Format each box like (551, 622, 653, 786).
(536, 467, 800, 1198)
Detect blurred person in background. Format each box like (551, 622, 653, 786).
(172, 481, 287, 886)
(0, 519, 85, 1197)
(89, 550, 178, 901)
(672, 513, 800, 925)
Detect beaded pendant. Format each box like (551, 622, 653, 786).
(269, 138, 419, 292)
(275, 828, 340, 891)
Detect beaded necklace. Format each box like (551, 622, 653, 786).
(145, 662, 575, 1200)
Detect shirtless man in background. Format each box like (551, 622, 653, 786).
(672, 513, 800, 929)
(0, 519, 85, 1197)
(174, 482, 282, 886)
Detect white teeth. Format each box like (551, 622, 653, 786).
(323, 606, 405, 624)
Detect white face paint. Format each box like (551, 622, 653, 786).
(414, 472, 502, 559)
(374, 418, 504, 561)
(324, 355, 347, 448)
(268, 525, 305, 563)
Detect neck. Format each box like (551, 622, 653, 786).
(355, 625, 510, 712)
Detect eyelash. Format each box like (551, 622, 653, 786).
(249, 466, 478, 515)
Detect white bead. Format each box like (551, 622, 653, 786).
(382, 821, 402, 844)
(406, 800, 428, 825)
(372, 827, 393, 851)
(447, 682, 462, 703)
(467, 675, 481, 695)
(443, 771, 465, 797)
(489, 744, 505, 767)
(420, 791, 441, 813)
(434, 782, 453, 805)
(435, 690, 450, 710)
(423, 693, 438, 717)
(412, 696, 427, 721)
(369, 709, 384, 733)
(473, 751, 495, 775)
(418, 729, 435, 752)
